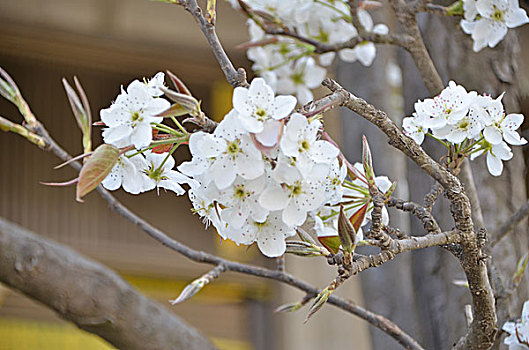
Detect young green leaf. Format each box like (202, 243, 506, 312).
(513, 252, 529, 286)
(362, 135, 375, 189)
(206, 0, 216, 24)
(63, 77, 92, 153)
(275, 301, 305, 313)
(157, 103, 189, 118)
(76, 144, 119, 202)
(0, 67, 20, 104)
(161, 87, 201, 116)
(285, 241, 325, 257)
(338, 204, 355, 253)
(305, 287, 333, 323)
(169, 278, 208, 305)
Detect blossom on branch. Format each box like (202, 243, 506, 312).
(100, 76, 170, 149)
(179, 78, 344, 257)
(503, 300, 529, 349)
(461, 0, 529, 52)
(403, 81, 526, 176)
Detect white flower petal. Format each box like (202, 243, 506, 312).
(483, 126, 503, 144)
(130, 122, 153, 149)
(256, 226, 286, 257)
(273, 95, 297, 120)
(486, 152, 504, 176)
(282, 201, 307, 226)
(259, 186, 289, 210)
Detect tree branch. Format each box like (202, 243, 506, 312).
(423, 183, 443, 212)
(321, 78, 497, 349)
(387, 197, 441, 234)
(0, 217, 218, 350)
(28, 118, 426, 350)
(178, 0, 248, 88)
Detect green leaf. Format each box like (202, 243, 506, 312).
(206, 0, 216, 24)
(305, 287, 333, 323)
(63, 77, 92, 153)
(76, 144, 119, 202)
(161, 88, 201, 116)
(338, 204, 355, 253)
(383, 179, 398, 200)
(446, 0, 464, 16)
(275, 301, 305, 313)
(513, 253, 529, 286)
(285, 241, 325, 257)
(169, 278, 208, 305)
(0, 67, 20, 104)
(362, 135, 375, 189)
(157, 103, 189, 118)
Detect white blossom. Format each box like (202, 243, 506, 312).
(259, 157, 328, 226)
(482, 94, 527, 145)
(280, 113, 339, 175)
(140, 151, 195, 195)
(275, 57, 327, 104)
(223, 211, 296, 257)
(503, 300, 529, 349)
(102, 153, 150, 194)
(219, 175, 269, 229)
(146, 72, 166, 97)
(402, 114, 429, 145)
(461, 0, 529, 51)
(471, 140, 513, 176)
(415, 81, 473, 130)
(339, 10, 389, 66)
(101, 79, 170, 149)
(233, 77, 297, 133)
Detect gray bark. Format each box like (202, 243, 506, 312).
(0, 216, 218, 350)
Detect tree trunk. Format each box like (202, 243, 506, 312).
(0, 217, 218, 350)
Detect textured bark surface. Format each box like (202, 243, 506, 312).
(0, 217, 217, 350)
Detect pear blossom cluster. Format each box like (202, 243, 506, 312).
(230, 0, 388, 103)
(461, 0, 529, 52)
(100, 73, 196, 196)
(503, 300, 529, 349)
(402, 81, 527, 176)
(177, 78, 345, 257)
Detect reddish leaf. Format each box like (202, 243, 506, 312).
(317, 235, 341, 255)
(350, 203, 368, 233)
(152, 133, 175, 153)
(166, 70, 192, 96)
(152, 144, 173, 153)
(76, 144, 119, 202)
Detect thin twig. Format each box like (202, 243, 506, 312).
(423, 183, 443, 212)
(388, 197, 441, 234)
(490, 199, 529, 248)
(178, 0, 248, 88)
